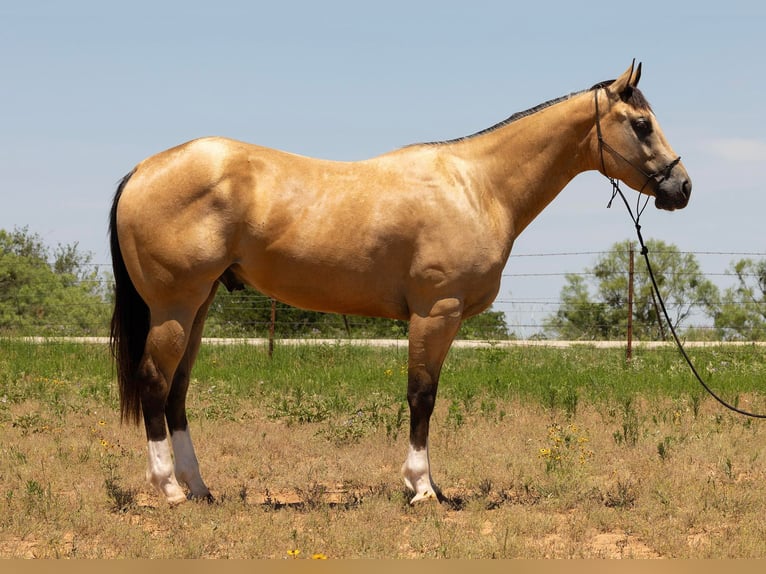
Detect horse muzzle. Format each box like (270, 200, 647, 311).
(654, 172, 692, 211)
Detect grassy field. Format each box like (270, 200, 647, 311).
(1, 338, 766, 558)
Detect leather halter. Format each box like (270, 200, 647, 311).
(594, 88, 681, 196)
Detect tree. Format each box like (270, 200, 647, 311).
(711, 258, 766, 340)
(544, 239, 718, 340)
(544, 273, 613, 340)
(0, 227, 109, 335)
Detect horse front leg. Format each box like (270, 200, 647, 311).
(402, 298, 463, 504)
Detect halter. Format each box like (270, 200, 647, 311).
(593, 88, 681, 221)
(594, 88, 766, 420)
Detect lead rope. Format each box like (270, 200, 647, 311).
(605, 167, 766, 419)
(609, 183, 766, 419)
(595, 89, 766, 419)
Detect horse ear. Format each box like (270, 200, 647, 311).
(607, 60, 641, 100)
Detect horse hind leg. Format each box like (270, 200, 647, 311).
(401, 297, 463, 504)
(139, 300, 207, 505)
(165, 284, 219, 502)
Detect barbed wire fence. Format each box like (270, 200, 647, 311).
(5, 249, 766, 341)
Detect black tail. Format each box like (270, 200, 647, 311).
(109, 169, 148, 425)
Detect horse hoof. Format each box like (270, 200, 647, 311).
(167, 492, 188, 506)
(409, 490, 438, 505)
(187, 492, 215, 504)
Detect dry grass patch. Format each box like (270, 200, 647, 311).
(2, 390, 766, 558)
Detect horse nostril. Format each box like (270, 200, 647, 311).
(682, 179, 692, 199)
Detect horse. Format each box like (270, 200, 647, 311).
(109, 62, 691, 505)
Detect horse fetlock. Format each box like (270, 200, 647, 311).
(146, 438, 186, 504)
(401, 444, 438, 503)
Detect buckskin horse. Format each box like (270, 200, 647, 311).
(110, 62, 691, 504)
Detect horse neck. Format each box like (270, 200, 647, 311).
(452, 91, 597, 238)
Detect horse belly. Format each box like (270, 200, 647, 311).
(233, 249, 410, 320)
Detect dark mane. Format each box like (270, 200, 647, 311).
(414, 79, 651, 147)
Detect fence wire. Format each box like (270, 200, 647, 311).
(3, 249, 766, 339)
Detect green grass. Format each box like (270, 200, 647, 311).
(3, 338, 766, 417)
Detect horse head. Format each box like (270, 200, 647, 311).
(594, 62, 692, 211)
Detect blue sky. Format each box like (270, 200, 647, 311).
(2, 1, 765, 334)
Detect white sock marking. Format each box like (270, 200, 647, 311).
(146, 438, 186, 504)
(402, 443, 438, 503)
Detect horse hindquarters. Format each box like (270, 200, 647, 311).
(110, 171, 215, 504)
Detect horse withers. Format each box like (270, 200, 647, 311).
(110, 62, 691, 505)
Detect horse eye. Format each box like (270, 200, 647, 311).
(631, 117, 653, 138)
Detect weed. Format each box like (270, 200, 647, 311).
(446, 400, 465, 430)
(9, 445, 27, 464)
(295, 482, 326, 510)
(612, 396, 641, 447)
(562, 386, 579, 418)
(320, 412, 367, 445)
(100, 453, 136, 513)
(479, 344, 505, 367)
(25, 479, 44, 499)
(385, 402, 406, 441)
(12, 412, 46, 436)
(23, 478, 55, 518)
(319, 398, 406, 445)
(269, 388, 330, 425)
(104, 476, 136, 513)
(604, 477, 638, 509)
(657, 436, 672, 462)
(691, 393, 701, 419)
(478, 477, 493, 498)
(539, 422, 594, 474)
(543, 384, 579, 418)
